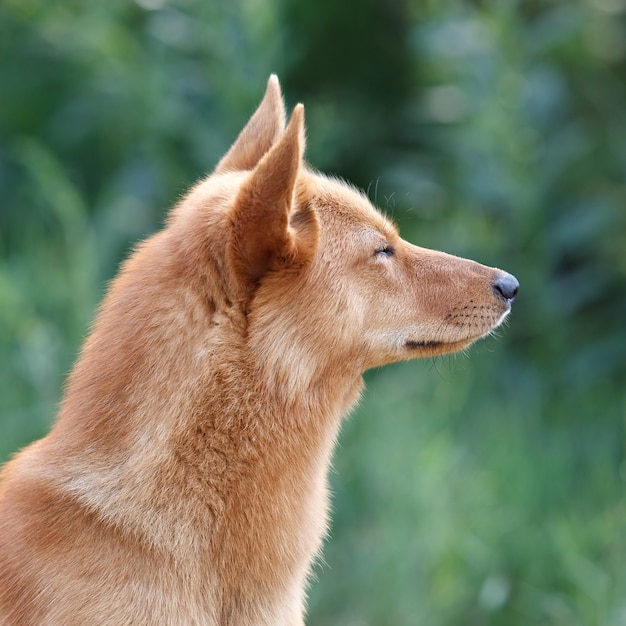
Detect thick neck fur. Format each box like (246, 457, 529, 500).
(35, 178, 362, 610)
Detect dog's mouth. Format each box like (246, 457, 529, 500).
(412, 304, 511, 350)
(403, 337, 478, 358)
(404, 340, 445, 350)
(403, 330, 492, 357)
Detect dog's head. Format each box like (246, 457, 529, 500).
(167, 76, 517, 389)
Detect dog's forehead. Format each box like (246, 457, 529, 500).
(306, 173, 397, 240)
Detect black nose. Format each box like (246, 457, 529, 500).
(493, 272, 519, 302)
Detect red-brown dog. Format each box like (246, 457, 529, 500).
(0, 76, 517, 625)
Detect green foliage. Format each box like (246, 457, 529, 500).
(1, 0, 625, 624)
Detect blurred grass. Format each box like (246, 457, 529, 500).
(1, 0, 625, 624)
(310, 356, 625, 625)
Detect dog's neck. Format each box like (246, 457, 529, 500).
(39, 232, 362, 571)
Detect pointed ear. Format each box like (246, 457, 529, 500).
(215, 75, 286, 173)
(229, 104, 318, 289)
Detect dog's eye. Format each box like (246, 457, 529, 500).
(374, 244, 395, 258)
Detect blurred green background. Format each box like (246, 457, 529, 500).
(1, 0, 625, 624)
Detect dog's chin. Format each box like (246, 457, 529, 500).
(403, 334, 488, 358)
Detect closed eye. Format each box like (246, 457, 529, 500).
(374, 244, 395, 258)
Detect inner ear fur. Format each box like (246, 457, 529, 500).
(229, 104, 319, 289)
(215, 75, 286, 173)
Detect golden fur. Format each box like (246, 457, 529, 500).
(0, 76, 517, 625)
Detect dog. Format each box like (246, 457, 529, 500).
(0, 75, 518, 625)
